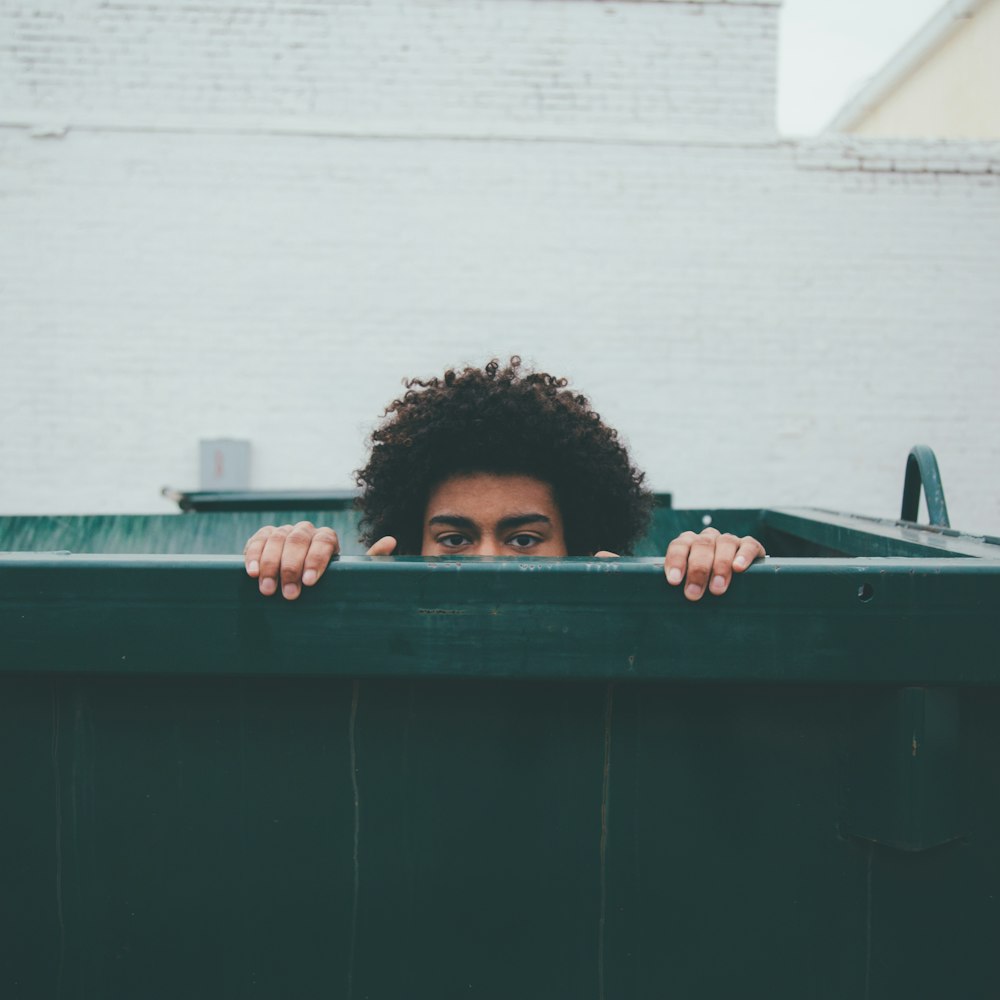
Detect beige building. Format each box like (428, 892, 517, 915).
(827, 0, 1000, 138)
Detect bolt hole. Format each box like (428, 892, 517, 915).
(701, 514, 712, 527)
(858, 583, 874, 603)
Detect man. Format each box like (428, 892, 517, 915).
(245, 357, 765, 600)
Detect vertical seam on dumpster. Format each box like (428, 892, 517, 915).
(347, 680, 361, 1000)
(598, 682, 615, 1000)
(864, 842, 873, 1000)
(51, 684, 65, 998)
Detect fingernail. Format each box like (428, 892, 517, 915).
(282, 584, 299, 599)
(711, 575, 727, 593)
(302, 569, 317, 586)
(247, 560, 259, 576)
(685, 584, 701, 600)
(667, 568, 683, 585)
(734, 556, 747, 569)
(260, 578, 276, 595)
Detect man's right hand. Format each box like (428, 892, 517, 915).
(244, 522, 397, 599)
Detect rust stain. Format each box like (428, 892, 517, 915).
(912, 735, 919, 757)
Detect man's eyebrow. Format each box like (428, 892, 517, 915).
(426, 514, 552, 530)
(497, 514, 551, 530)
(427, 515, 476, 530)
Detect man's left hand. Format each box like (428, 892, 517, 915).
(664, 528, 765, 601)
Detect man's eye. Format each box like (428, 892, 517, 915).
(508, 534, 541, 549)
(438, 534, 470, 548)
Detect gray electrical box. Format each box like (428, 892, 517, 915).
(199, 438, 251, 491)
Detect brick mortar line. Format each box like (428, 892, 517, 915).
(3, 118, 998, 174)
(0, 115, 782, 150)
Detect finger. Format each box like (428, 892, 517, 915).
(732, 536, 767, 572)
(708, 533, 742, 595)
(664, 530, 698, 586)
(366, 536, 397, 556)
(682, 528, 720, 601)
(301, 528, 341, 587)
(244, 526, 275, 577)
(257, 524, 292, 596)
(279, 521, 319, 600)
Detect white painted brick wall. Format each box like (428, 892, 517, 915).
(1, 0, 778, 141)
(2, 0, 999, 537)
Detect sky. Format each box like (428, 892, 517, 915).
(778, 0, 949, 134)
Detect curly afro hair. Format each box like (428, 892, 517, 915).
(355, 357, 653, 555)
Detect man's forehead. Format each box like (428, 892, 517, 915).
(428, 512, 552, 527)
(423, 473, 561, 521)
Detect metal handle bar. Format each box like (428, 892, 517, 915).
(901, 445, 950, 528)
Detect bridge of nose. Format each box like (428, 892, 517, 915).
(474, 538, 502, 556)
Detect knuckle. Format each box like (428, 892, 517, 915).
(287, 527, 314, 546)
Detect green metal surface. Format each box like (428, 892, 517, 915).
(0, 510, 365, 556)
(5, 503, 997, 560)
(844, 687, 965, 851)
(761, 507, 999, 558)
(2, 508, 999, 999)
(0, 497, 686, 557)
(3, 554, 1000, 684)
(161, 489, 674, 514)
(900, 445, 950, 527)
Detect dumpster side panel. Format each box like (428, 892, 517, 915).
(3, 552, 1000, 999)
(605, 683, 866, 1000)
(3, 674, 999, 999)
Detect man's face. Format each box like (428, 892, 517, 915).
(420, 472, 569, 557)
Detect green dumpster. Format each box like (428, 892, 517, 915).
(2, 464, 998, 999)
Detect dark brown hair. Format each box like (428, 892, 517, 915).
(355, 357, 653, 555)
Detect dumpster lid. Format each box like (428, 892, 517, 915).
(162, 488, 360, 512)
